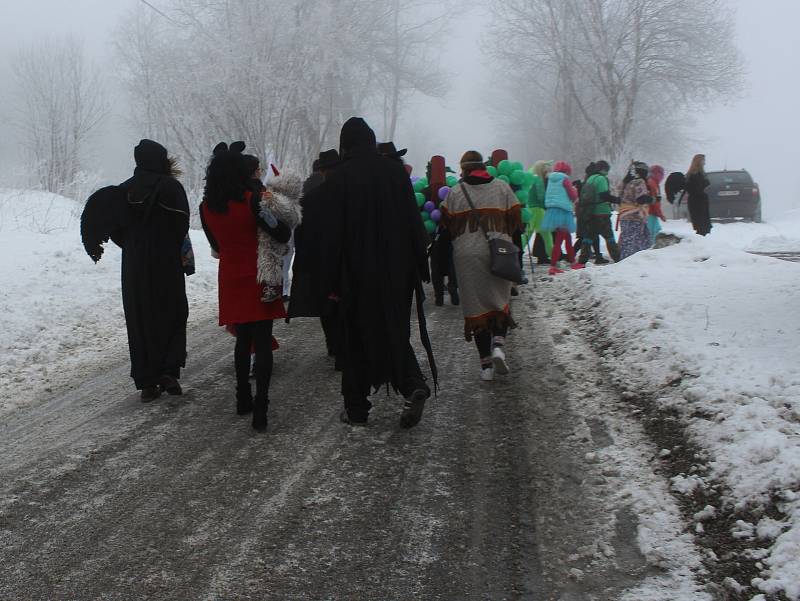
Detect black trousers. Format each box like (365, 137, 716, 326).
(579, 215, 620, 263)
(475, 324, 509, 359)
(234, 320, 274, 403)
(431, 254, 458, 299)
(531, 234, 549, 264)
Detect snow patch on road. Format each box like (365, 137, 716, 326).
(0, 189, 218, 416)
(549, 226, 800, 599)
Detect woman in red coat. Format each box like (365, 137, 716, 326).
(200, 144, 291, 432)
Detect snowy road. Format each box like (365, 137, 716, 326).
(0, 285, 707, 600)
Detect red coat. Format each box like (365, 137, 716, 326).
(200, 192, 286, 325)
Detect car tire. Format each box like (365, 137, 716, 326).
(754, 205, 762, 223)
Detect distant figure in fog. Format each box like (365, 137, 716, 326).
(685, 154, 712, 236)
(80, 139, 190, 402)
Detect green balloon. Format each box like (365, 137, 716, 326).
(512, 161, 524, 172)
(515, 189, 528, 204)
(446, 175, 458, 187)
(521, 207, 533, 223)
(424, 219, 436, 234)
(421, 210, 431, 221)
(523, 171, 535, 186)
(486, 165, 498, 177)
(413, 180, 425, 193)
(415, 192, 425, 207)
(497, 160, 513, 176)
(510, 170, 525, 186)
(498, 174, 510, 184)
(419, 177, 429, 187)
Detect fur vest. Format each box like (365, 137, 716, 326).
(257, 173, 303, 288)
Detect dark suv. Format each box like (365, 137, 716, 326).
(706, 170, 762, 222)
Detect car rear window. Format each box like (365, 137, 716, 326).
(708, 172, 753, 185)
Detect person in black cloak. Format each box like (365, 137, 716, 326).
(289, 149, 345, 370)
(316, 117, 437, 428)
(80, 139, 190, 402)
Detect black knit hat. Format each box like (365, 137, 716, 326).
(339, 117, 376, 155)
(134, 139, 169, 173)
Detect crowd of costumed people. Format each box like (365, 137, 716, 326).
(80, 121, 712, 432)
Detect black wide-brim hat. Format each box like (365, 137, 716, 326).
(317, 149, 341, 170)
(377, 141, 408, 158)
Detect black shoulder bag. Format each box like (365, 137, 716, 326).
(460, 184, 523, 284)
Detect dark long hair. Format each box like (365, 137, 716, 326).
(203, 151, 248, 213)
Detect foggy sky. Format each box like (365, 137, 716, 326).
(0, 0, 797, 219)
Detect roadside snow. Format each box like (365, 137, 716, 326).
(552, 223, 800, 598)
(663, 211, 800, 253)
(0, 189, 218, 416)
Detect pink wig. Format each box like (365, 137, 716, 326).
(553, 161, 572, 176)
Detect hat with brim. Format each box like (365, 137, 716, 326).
(317, 149, 341, 170)
(377, 141, 408, 158)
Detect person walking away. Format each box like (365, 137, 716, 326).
(319, 117, 436, 428)
(199, 142, 292, 432)
(617, 162, 654, 259)
(80, 139, 190, 402)
(540, 161, 583, 275)
(429, 224, 460, 306)
(646, 164, 667, 245)
(576, 160, 621, 264)
(289, 149, 345, 370)
(574, 162, 605, 263)
(528, 160, 553, 264)
(685, 154, 712, 236)
(440, 151, 521, 382)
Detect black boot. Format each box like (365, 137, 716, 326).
(159, 375, 182, 396)
(236, 384, 253, 415)
(577, 242, 592, 265)
(434, 294, 444, 306)
(252, 397, 268, 432)
(141, 385, 161, 403)
(400, 388, 429, 429)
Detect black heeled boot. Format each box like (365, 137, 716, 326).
(236, 385, 253, 415)
(252, 396, 268, 432)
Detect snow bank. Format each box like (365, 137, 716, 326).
(662, 211, 800, 253)
(0, 189, 218, 415)
(554, 228, 800, 598)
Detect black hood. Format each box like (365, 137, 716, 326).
(134, 139, 169, 174)
(339, 117, 376, 156)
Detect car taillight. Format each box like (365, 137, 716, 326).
(752, 187, 759, 197)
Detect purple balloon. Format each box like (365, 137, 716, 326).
(423, 201, 436, 213)
(430, 209, 442, 222)
(438, 186, 451, 201)
(411, 176, 420, 183)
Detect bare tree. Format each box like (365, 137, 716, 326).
(12, 37, 110, 195)
(115, 0, 451, 194)
(486, 0, 744, 166)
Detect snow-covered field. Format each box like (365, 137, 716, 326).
(554, 215, 800, 599)
(0, 189, 218, 416)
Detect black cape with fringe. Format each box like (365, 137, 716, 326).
(316, 120, 436, 394)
